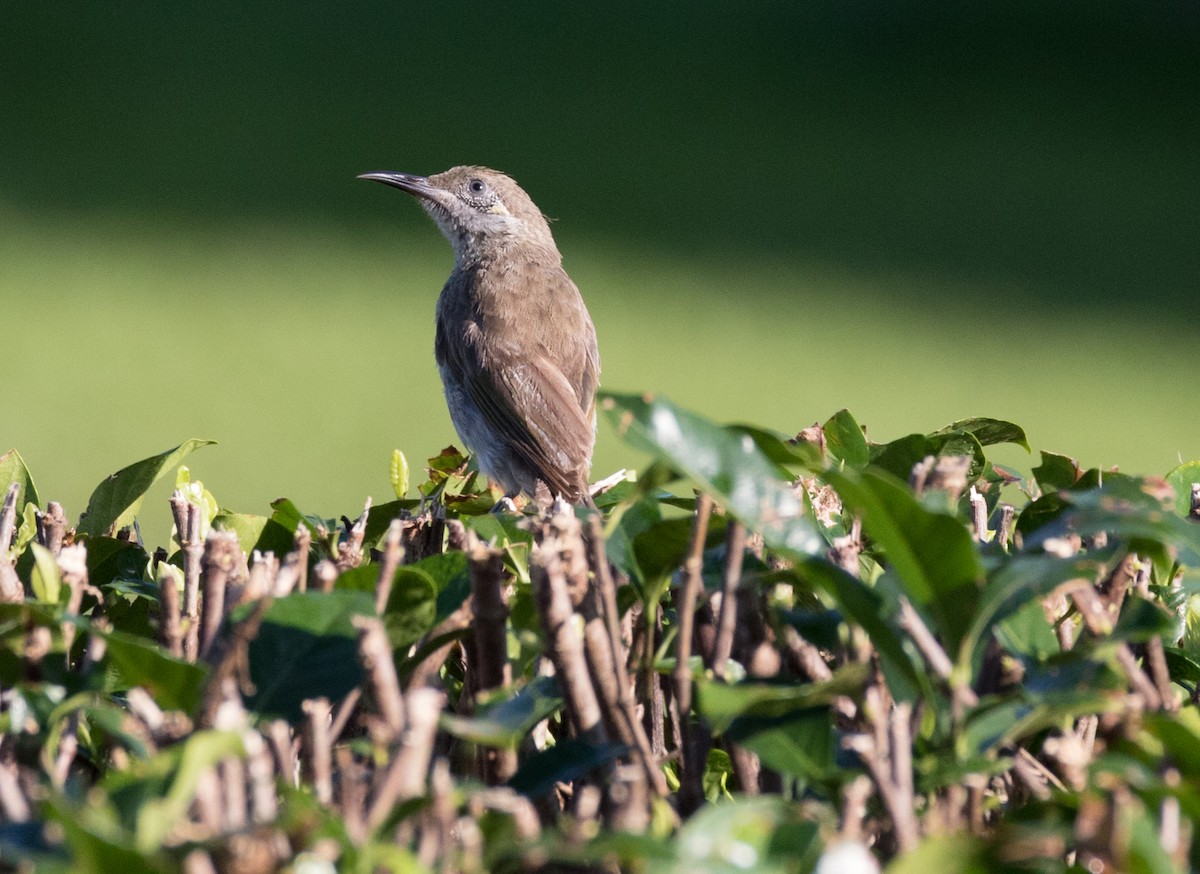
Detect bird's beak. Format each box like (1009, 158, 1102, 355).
(357, 171, 438, 200)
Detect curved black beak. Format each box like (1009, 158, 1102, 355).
(357, 171, 437, 199)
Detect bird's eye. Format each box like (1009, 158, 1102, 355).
(468, 179, 486, 195)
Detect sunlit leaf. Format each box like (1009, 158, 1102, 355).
(390, 448, 410, 498)
(600, 392, 822, 555)
(0, 448, 40, 513)
(827, 466, 984, 655)
(77, 439, 216, 537)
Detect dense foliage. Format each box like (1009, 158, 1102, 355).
(2, 392, 1200, 873)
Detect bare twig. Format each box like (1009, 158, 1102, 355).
(338, 497, 373, 570)
(198, 596, 272, 727)
(467, 535, 510, 693)
(328, 688, 362, 744)
(897, 598, 978, 711)
(336, 746, 366, 842)
(170, 492, 204, 662)
(302, 697, 334, 805)
(366, 688, 446, 829)
(374, 519, 405, 613)
(840, 775, 873, 841)
(245, 729, 278, 824)
(58, 544, 89, 663)
(158, 563, 184, 658)
(531, 528, 607, 745)
(0, 562, 22, 603)
(675, 493, 714, 815)
(996, 503, 1016, 551)
(0, 743, 30, 822)
(405, 598, 475, 691)
(0, 483, 19, 558)
(930, 456, 971, 501)
(36, 501, 68, 554)
(199, 531, 240, 658)
(353, 616, 406, 742)
(968, 486, 988, 542)
(710, 520, 747, 678)
(587, 513, 668, 797)
(313, 559, 339, 593)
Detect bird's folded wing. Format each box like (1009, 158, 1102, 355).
(449, 340, 593, 498)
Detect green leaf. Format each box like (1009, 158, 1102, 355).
(507, 739, 626, 798)
(992, 599, 1059, 663)
(1163, 645, 1200, 688)
(212, 509, 270, 556)
(29, 542, 63, 604)
(0, 448, 40, 512)
(826, 467, 984, 656)
(1031, 450, 1083, 491)
(792, 558, 929, 703)
(728, 706, 835, 782)
(101, 627, 209, 714)
(727, 424, 823, 470)
(384, 566, 439, 650)
(390, 449, 410, 498)
(961, 551, 1113, 668)
(963, 656, 1122, 753)
(632, 514, 727, 588)
(43, 797, 168, 874)
(1026, 477, 1200, 566)
(102, 729, 244, 853)
(85, 537, 149, 589)
(241, 590, 374, 721)
(696, 664, 868, 734)
(933, 417, 1030, 452)
(1165, 460, 1200, 518)
(885, 833, 988, 874)
(869, 430, 986, 483)
(440, 675, 563, 746)
(600, 392, 823, 555)
(676, 797, 819, 874)
(77, 439, 216, 537)
(824, 409, 870, 467)
(702, 747, 735, 802)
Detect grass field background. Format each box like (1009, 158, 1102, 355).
(2, 3, 1197, 543)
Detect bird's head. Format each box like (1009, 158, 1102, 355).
(358, 166, 556, 263)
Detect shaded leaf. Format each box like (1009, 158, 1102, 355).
(961, 551, 1113, 668)
(440, 675, 563, 746)
(507, 740, 626, 798)
(726, 707, 835, 781)
(792, 558, 928, 704)
(101, 627, 208, 714)
(241, 590, 374, 721)
(696, 664, 868, 734)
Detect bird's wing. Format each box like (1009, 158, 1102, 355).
(440, 325, 594, 499)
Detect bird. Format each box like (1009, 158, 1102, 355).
(358, 166, 600, 506)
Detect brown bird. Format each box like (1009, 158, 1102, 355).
(359, 166, 600, 505)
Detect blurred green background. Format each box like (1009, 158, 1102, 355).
(2, 2, 1198, 535)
